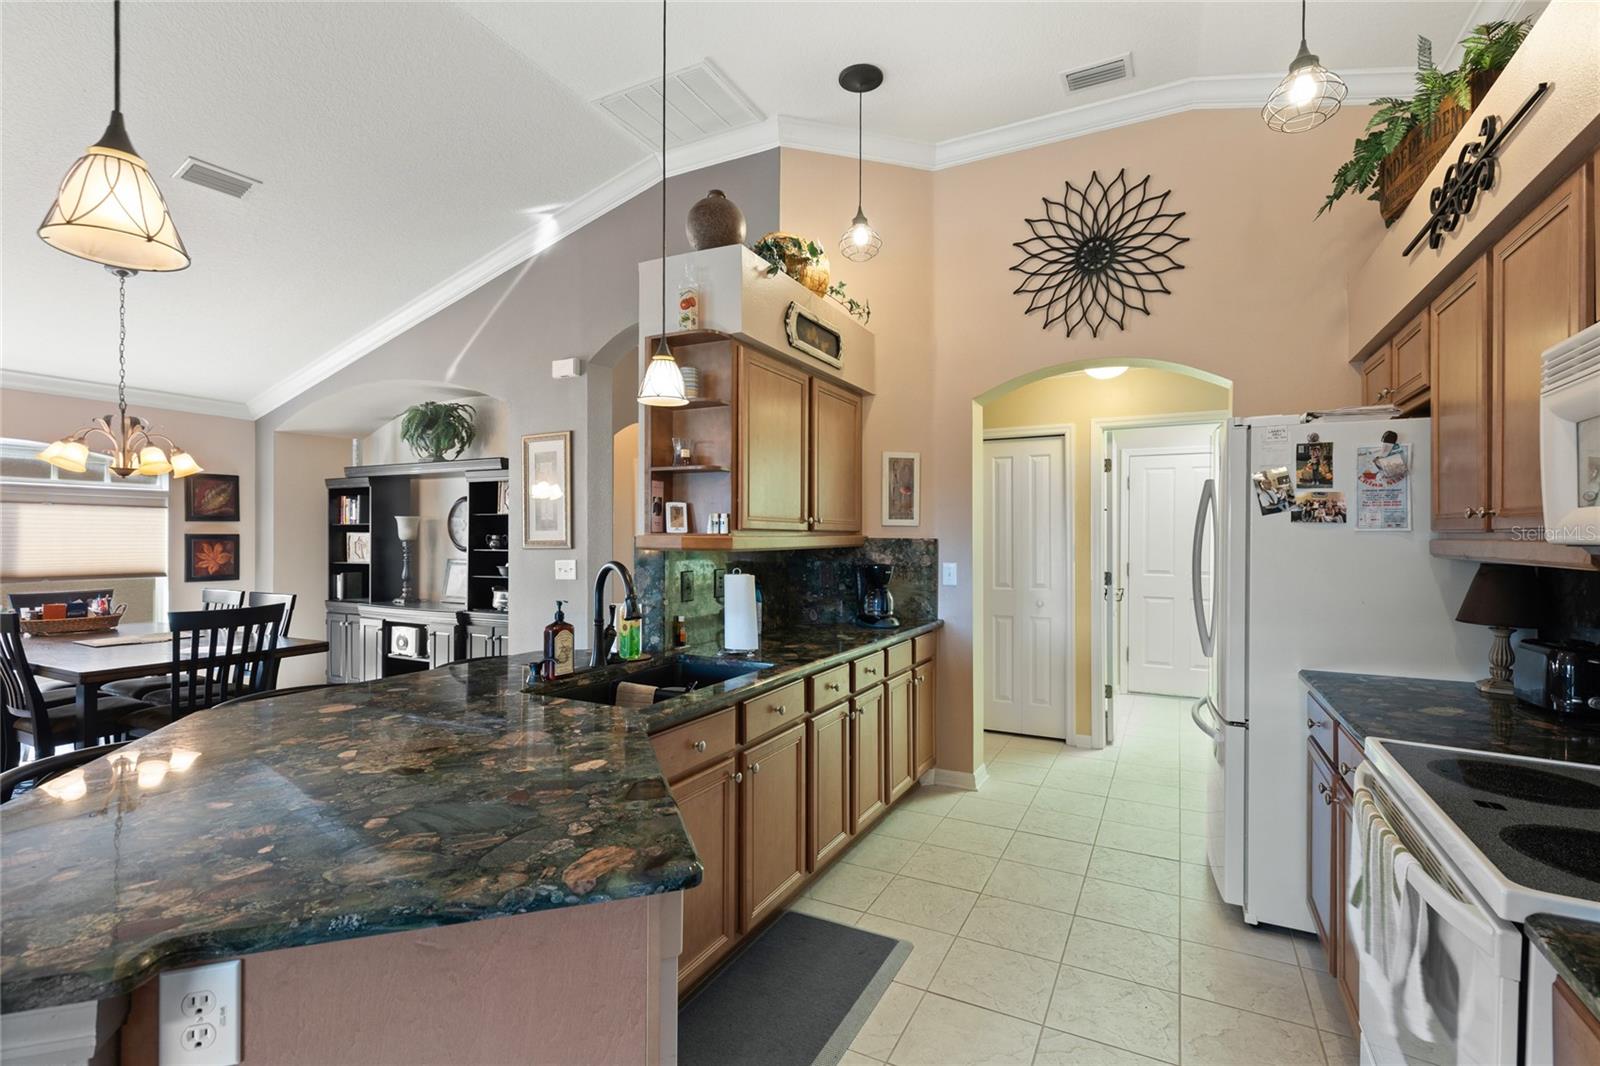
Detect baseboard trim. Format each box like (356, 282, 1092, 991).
(925, 763, 987, 792)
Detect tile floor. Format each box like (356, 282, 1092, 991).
(790, 694, 1357, 1066)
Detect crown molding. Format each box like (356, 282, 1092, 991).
(776, 115, 937, 170)
(0, 370, 253, 420)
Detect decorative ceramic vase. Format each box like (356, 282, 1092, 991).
(687, 189, 746, 250)
(759, 231, 831, 295)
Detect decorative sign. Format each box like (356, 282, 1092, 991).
(1403, 82, 1550, 257)
(1010, 169, 1187, 338)
(784, 301, 843, 368)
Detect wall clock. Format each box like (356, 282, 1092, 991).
(447, 496, 470, 551)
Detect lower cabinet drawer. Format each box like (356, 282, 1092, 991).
(810, 664, 850, 709)
(913, 632, 937, 664)
(1306, 693, 1336, 763)
(651, 708, 737, 782)
(886, 640, 913, 677)
(741, 680, 807, 744)
(851, 651, 886, 692)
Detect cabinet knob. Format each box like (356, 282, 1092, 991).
(1323, 790, 1335, 806)
(1339, 762, 1354, 777)
(731, 771, 744, 784)
(692, 740, 707, 753)
(1316, 781, 1329, 795)
(1464, 508, 1475, 518)
(1307, 718, 1321, 730)
(1484, 508, 1498, 517)
(751, 762, 761, 774)
(773, 704, 787, 716)
(864, 668, 877, 677)
(826, 682, 841, 692)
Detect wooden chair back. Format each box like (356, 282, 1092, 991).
(200, 589, 245, 610)
(7, 589, 113, 611)
(166, 604, 286, 713)
(0, 612, 52, 763)
(245, 592, 297, 635)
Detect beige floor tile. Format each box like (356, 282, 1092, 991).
(1042, 767, 1115, 797)
(1178, 788, 1213, 813)
(1054, 746, 1120, 764)
(987, 761, 1049, 786)
(1303, 967, 1354, 1036)
(855, 913, 956, 990)
(1179, 770, 1208, 792)
(1107, 779, 1180, 807)
(900, 843, 999, 892)
(960, 895, 1075, 960)
(1322, 1030, 1360, 1066)
(1180, 807, 1208, 836)
(1180, 942, 1313, 1024)
(1180, 833, 1208, 865)
(947, 794, 1028, 829)
(1112, 761, 1181, 785)
(844, 833, 923, 874)
(992, 747, 1059, 767)
(927, 937, 1060, 1022)
(1045, 965, 1181, 1064)
(1001, 832, 1093, 875)
(1062, 915, 1180, 992)
(1075, 877, 1180, 937)
(1099, 798, 1182, 831)
(1178, 862, 1223, 902)
(851, 982, 924, 1060)
(897, 785, 963, 816)
(1114, 748, 1181, 770)
(1006, 736, 1071, 754)
(1178, 995, 1326, 1066)
(925, 817, 1014, 858)
(1085, 847, 1181, 896)
(1294, 933, 1330, 971)
(888, 992, 1041, 1066)
(976, 779, 1040, 806)
(868, 876, 980, 934)
(1033, 1029, 1166, 1066)
(1018, 807, 1101, 844)
(1178, 899, 1299, 964)
(875, 808, 943, 842)
(788, 896, 863, 925)
(1028, 787, 1106, 818)
(810, 861, 894, 909)
(1095, 820, 1182, 860)
(839, 1051, 882, 1066)
(983, 860, 1083, 913)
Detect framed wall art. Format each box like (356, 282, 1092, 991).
(523, 431, 573, 548)
(882, 452, 921, 526)
(184, 473, 241, 522)
(185, 534, 240, 582)
(665, 501, 690, 534)
(441, 558, 468, 603)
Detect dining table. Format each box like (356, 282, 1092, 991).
(22, 622, 329, 748)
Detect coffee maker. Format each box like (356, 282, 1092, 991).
(856, 563, 898, 628)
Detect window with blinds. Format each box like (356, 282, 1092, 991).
(0, 439, 168, 580)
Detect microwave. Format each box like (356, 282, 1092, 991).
(1541, 321, 1600, 545)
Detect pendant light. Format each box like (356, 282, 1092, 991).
(637, 0, 688, 409)
(38, 0, 189, 272)
(1262, 0, 1347, 133)
(838, 64, 883, 263)
(37, 270, 202, 479)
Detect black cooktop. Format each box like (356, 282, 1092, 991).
(1387, 742, 1600, 902)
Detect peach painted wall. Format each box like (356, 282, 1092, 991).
(983, 368, 1232, 736)
(0, 388, 258, 612)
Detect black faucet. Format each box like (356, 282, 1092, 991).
(590, 560, 638, 668)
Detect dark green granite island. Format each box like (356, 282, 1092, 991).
(1527, 914, 1600, 1024)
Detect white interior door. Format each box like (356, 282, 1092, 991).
(1123, 447, 1211, 698)
(984, 435, 1070, 739)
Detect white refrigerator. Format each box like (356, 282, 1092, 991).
(1191, 415, 1484, 932)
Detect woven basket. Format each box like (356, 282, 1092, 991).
(19, 606, 125, 637)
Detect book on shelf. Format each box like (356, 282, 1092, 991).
(333, 572, 366, 600)
(336, 495, 364, 524)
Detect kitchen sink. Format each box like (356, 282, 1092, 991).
(542, 656, 771, 706)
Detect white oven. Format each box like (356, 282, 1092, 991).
(1540, 320, 1600, 544)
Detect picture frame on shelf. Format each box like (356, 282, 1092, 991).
(665, 501, 690, 534)
(441, 558, 468, 603)
(882, 452, 921, 526)
(523, 431, 573, 548)
(184, 473, 240, 522)
(346, 531, 371, 564)
(185, 534, 240, 582)
(496, 480, 511, 515)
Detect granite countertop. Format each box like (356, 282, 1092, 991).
(1299, 671, 1600, 765)
(1526, 913, 1600, 1021)
(1, 619, 940, 1013)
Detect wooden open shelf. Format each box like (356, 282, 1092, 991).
(649, 465, 730, 474)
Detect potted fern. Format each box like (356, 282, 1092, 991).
(399, 401, 477, 462)
(1320, 19, 1530, 221)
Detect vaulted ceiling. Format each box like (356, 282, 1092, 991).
(1, 1, 1516, 417)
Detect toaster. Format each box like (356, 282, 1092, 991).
(1514, 638, 1600, 715)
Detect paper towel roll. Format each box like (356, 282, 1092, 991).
(724, 570, 759, 652)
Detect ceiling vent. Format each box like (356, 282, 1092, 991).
(173, 158, 260, 199)
(595, 59, 763, 150)
(1061, 53, 1133, 94)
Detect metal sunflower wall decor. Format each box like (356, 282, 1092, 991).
(1009, 169, 1188, 338)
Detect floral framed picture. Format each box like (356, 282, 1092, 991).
(882, 452, 920, 526)
(185, 534, 240, 581)
(184, 473, 240, 522)
(523, 431, 573, 548)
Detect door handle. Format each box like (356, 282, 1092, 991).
(1190, 696, 1223, 742)
(1190, 477, 1217, 658)
(1115, 587, 1125, 602)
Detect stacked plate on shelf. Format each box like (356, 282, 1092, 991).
(681, 366, 700, 399)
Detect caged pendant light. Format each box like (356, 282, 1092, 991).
(637, 0, 689, 408)
(1261, 0, 1347, 134)
(38, 0, 190, 272)
(838, 64, 883, 262)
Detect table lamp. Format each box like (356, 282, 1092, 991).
(394, 515, 420, 605)
(1455, 564, 1541, 695)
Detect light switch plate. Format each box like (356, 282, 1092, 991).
(159, 961, 241, 1066)
(554, 559, 577, 580)
(941, 563, 958, 587)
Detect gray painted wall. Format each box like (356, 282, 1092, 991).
(256, 151, 780, 655)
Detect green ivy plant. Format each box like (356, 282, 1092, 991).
(750, 235, 873, 324)
(1320, 19, 1531, 218)
(399, 401, 477, 462)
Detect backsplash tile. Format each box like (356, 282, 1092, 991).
(1537, 568, 1600, 645)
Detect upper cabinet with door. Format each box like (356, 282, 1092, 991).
(1430, 255, 1494, 532)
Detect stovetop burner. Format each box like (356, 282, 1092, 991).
(1500, 825, 1600, 884)
(1431, 757, 1600, 809)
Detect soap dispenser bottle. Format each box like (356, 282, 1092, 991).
(544, 600, 575, 678)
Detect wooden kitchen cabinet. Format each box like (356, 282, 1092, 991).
(913, 659, 937, 779)
(808, 703, 852, 867)
(886, 671, 915, 803)
(668, 756, 740, 992)
(1335, 789, 1360, 1026)
(1491, 169, 1593, 531)
(740, 721, 808, 930)
(1307, 742, 1338, 951)
(1390, 311, 1430, 408)
(1430, 255, 1493, 532)
(1360, 343, 1393, 407)
(1553, 975, 1600, 1066)
(810, 378, 862, 532)
(851, 684, 888, 833)
(738, 348, 811, 532)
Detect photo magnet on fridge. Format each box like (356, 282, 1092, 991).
(1295, 442, 1334, 488)
(1290, 491, 1347, 524)
(1252, 466, 1294, 516)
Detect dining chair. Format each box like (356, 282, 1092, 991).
(211, 683, 337, 709)
(6, 590, 116, 698)
(140, 603, 288, 719)
(245, 592, 296, 635)
(201, 589, 245, 609)
(107, 589, 251, 701)
(0, 741, 126, 803)
(0, 613, 158, 769)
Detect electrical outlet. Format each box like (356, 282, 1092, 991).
(679, 569, 694, 601)
(160, 961, 240, 1066)
(942, 562, 958, 587)
(554, 559, 577, 581)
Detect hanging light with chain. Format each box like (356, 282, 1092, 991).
(637, 0, 689, 408)
(838, 63, 884, 262)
